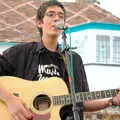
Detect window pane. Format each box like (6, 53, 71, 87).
(113, 36, 120, 64)
(96, 35, 110, 64)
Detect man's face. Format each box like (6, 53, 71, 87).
(38, 6, 65, 37)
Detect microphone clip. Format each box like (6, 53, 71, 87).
(62, 46, 77, 53)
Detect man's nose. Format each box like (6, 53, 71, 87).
(54, 14, 61, 21)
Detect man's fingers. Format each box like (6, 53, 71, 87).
(21, 105, 33, 119)
(112, 96, 120, 105)
(11, 113, 20, 120)
(17, 112, 28, 120)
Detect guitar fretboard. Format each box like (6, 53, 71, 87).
(52, 89, 117, 106)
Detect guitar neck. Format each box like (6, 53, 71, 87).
(52, 89, 117, 106)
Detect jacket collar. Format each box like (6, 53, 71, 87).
(36, 41, 63, 54)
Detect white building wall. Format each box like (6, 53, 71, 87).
(85, 65, 120, 91)
(68, 29, 120, 64)
(69, 30, 88, 63)
(84, 30, 96, 63)
(65, 27, 120, 91)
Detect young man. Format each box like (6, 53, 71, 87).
(0, 0, 120, 120)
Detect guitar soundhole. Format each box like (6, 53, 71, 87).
(33, 94, 51, 111)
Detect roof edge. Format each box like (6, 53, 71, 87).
(66, 22, 120, 33)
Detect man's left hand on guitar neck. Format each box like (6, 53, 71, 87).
(108, 89, 120, 106)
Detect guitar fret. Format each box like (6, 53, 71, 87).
(103, 89, 117, 98)
(110, 90, 113, 97)
(111, 89, 117, 96)
(109, 90, 112, 97)
(96, 91, 101, 99)
(84, 92, 88, 100)
(91, 91, 97, 100)
(76, 93, 81, 102)
(60, 95, 66, 105)
(86, 92, 92, 100)
(101, 90, 106, 98)
(81, 92, 84, 101)
(52, 89, 118, 106)
(106, 90, 112, 97)
(59, 96, 62, 105)
(53, 96, 59, 105)
(56, 96, 59, 105)
(53, 95, 72, 105)
(57, 96, 61, 105)
(65, 95, 72, 104)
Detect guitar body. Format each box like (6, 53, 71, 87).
(0, 76, 69, 120)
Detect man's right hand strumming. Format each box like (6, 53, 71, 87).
(6, 95, 33, 120)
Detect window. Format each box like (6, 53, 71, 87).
(96, 35, 120, 64)
(113, 36, 120, 63)
(96, 35, 110, 64)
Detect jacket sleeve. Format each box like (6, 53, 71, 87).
(0, 44, 26, 76)
(0, 53, 12, 75)
(72, 52, 89, 92)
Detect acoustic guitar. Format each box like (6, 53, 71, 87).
(0, 76, 117, 120)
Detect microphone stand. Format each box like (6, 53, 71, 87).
(61, 28, 80, 120)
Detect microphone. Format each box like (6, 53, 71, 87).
(53, 21, 68, 30)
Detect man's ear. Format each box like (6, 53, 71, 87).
(36, 20, 43, 28)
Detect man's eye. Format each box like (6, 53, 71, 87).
(45, 12, 64, 19)
(48, 13, 54, 17)
(45, 13, 55, 17)
(59, 15, 64, 19)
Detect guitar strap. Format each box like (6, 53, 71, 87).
(58, 44, 84, 119)
(61, 52, 75, 89)
(61, 53, 84, 120)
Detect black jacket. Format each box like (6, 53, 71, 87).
(0, 42, 89, 92)
(0, 42, 89, 119)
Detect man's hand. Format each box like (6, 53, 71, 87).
(111, 89, 120, 105)
(6, 95, 33, 120)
